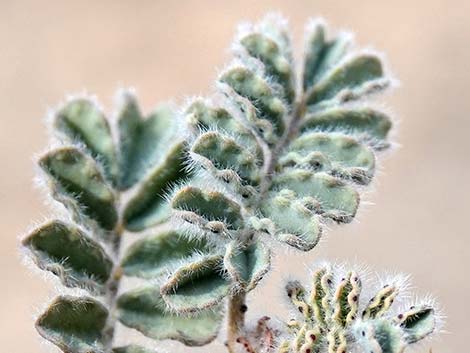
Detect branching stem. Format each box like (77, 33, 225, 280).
(225, 93, 308, 352)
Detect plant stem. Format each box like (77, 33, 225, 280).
(226, 290, 247, 353)
(102, 222, 124, 351)
(225, 92, 310, 352)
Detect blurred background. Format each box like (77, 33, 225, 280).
(1, 1, 468, 352)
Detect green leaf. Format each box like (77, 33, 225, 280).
(303, 21, 326, 90)
(307, 55, 385, 104)
(314, 34, 352, 83)
(22, 220, 112, 293)
(121, 230, 210, 278)
(116, 93, 142, 188)
(301, 107, 392, 142)
(55, 99, 118, 183)
(122, 142, 187, 232)
(113, 345, 155, 353)
(187, 99, 239, 131)
(259, 190, 322, 251)
(363, 284, 399, 320)
(396, 305, 435, 343)
(271, 169, 359, 223)
(36, 296, 108, 353)
(240, 33, 295, 103)
(172, 186, 244, 230)
(186, 100, 261, 154)
(186, 101, 265, 188)
(117, 286, 222, 346)
(118, 94, 181, 190)
(354, 319, 404, 353)
(303, 25, 352, 89)
(257, 13, 292, 60)
(220, 67, 286, 136)
(160, 255, 231, 312)
(39, 147, 118, 231)
(192, 131, 260, 184)
(224, 240, 270, 291)
(282, 132, 376, 184)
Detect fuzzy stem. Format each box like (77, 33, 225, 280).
(225, 94, 309, 352)
(226, 291, 247, 352)
(102, 222, 124, 351)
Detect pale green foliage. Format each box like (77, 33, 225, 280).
(22, 93, 221, 351)
(121, 230, 210, 278)
(23, 221, 113, 293)
(164, 13, 392, 313)
(278, 264, 437, 353)
(20, 13, 442, 353)
(36, 296, 109, 353)
(116, 286, 223, 346)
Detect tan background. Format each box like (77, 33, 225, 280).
(1, 1, 468, 352)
